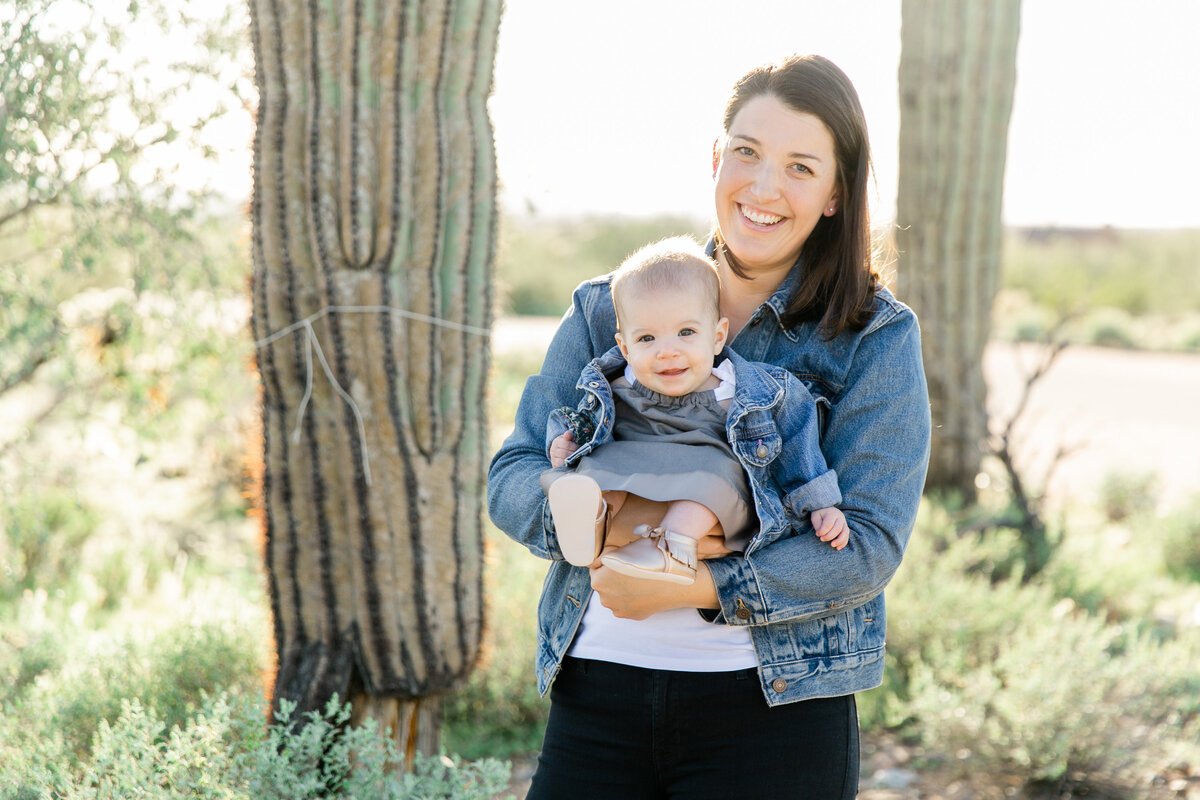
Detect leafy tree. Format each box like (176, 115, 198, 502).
(0, 0, 248, 395)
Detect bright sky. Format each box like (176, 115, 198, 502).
(489, 0, 1200, 229)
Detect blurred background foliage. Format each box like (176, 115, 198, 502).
(1, 0, 1199, 795)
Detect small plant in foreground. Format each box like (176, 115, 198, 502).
(3, 694, 512, 799)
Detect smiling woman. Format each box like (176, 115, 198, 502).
(489, 54, 930, 799)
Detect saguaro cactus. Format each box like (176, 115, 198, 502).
(895, 0, 1021, 497)
(247, 0, 502, 754)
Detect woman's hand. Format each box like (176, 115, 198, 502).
(589, 561, 720, 620)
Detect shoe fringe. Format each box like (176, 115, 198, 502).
(656, 529, 697, 571)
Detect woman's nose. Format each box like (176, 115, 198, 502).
(750, 163, 781, 200)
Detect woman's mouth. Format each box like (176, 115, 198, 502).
(739, 204, 783, 226)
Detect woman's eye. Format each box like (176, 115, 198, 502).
(791, 163, 812, 175)
(735, 146, 755, 158)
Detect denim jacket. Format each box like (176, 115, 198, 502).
(547, 345, 844, 544)
(488, 248, 931, 706)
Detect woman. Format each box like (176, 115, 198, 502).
(488, 54, 930, 799)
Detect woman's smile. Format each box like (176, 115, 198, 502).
(738, 203, 784, 227)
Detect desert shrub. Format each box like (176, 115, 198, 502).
(1, 485, 99, 603)
(1076, 307, 1137, 349)
(1097, 469, 1159, 522)
(1002, 229, 1200, 318)
(2, 694, 511, 800)
(867, 500, 1200, 781)
(904, 602, 1199, 781)
(1161, 500, 1200, 583)
(990, 290, 1054, 343)
(1176, 316, 1200, 352)
(17, 620, 264, 765)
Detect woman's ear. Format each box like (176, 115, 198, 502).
(823, 195, 840, 217)
(712, 139, 721, 179)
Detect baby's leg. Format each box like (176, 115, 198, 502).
(605, 495, 730, 557)
(658, 499, 719, 542)
(602, 490, 627, 520)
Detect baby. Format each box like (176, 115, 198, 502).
(542, 236, 847, 584)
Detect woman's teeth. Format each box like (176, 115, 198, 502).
(741, 205, 782, 225)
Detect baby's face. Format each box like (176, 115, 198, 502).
(615, 286, 727, 396)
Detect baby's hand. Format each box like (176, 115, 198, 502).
(811, 507, 849, 551)
(548, 431, 579, 468)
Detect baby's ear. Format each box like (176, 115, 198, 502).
(614, 330, 628, 356)
(713, 317, 730, 353)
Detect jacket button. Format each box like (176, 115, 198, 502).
(772, 678, 788, 693)
(735, 605, 752, 620)
(756, 444, 769, 459)
(588, 381, 599, 388)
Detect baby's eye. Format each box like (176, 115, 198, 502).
(679, 328, 696, 337)
(637, 334, 654, 343)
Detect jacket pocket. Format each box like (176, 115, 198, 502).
(732, 424, 781, 468)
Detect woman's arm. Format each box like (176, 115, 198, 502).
(705, 305, 931, 625)
(487, 279, 617, 558)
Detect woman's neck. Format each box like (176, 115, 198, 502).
(715, 247, 791, 337)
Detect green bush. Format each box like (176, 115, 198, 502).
(1076, 307, 1137, 349)
(1002, 229, 1200, 318)
(1162, 500, 1200, 583)
(2, 695, 512, 800)
(1097, 469, 1159, 522)
(1, 485, 99, 603)
(15, 620, 265, 765)
(864, 499, 1200, 781)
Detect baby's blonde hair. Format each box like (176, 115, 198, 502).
(611, 236, 721, 330)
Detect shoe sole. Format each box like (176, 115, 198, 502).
(601, 555, 696, 585)
(548, 473, 604, 567)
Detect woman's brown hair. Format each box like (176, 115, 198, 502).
(718, 54, 880, 339)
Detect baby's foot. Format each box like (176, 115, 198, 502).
(600, 525, 697, 585)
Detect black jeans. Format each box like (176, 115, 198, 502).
(526, 657, 859, 800)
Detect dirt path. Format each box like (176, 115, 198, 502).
(494, 316, 1200, 513)
(984, 342, 1200, 513)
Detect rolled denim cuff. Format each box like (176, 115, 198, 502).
(783, 469, 841, 519)
(705, 556, 766, 626)
(540, 496, 566, 561)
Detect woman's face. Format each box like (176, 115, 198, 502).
(713, 94, 840, 276)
